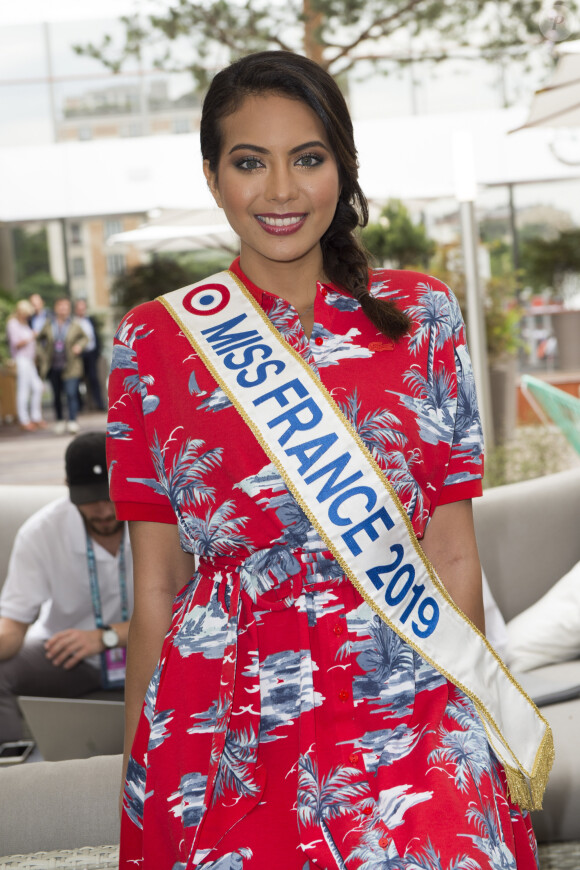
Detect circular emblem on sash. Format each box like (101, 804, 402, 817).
(183, 284, 230, 315)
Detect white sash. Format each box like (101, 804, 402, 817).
(160, 270, 553, 811)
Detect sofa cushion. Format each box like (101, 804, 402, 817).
(0, 845, 119, 869)
(474, 468, 580, 622)
(0, 755, 122, 855)
(507, 559, 580, 672)
(0, 485, 67, 593)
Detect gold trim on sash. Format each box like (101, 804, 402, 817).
(159, 270, 553, 811)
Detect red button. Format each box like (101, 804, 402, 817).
(348, 752, 358, 764)
(320, 287, 328, 297)
(338, 689, 349, 702)
(333, 623, 344, 636)
(314, 336, 323, 346)
(362, 806, 372, 816)
(379, 837, 389, 848)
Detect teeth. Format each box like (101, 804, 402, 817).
(259, 215, 303, 227)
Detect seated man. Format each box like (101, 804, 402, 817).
(0, 431, 133, 743)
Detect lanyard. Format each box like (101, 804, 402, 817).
(85, 527, 128, 628)
(54, 320, 68, 342)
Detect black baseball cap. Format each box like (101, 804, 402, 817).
(65, 431, 110, 505)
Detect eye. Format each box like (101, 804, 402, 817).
(235, 156, 264, 171)
(295, 152, 324, 168)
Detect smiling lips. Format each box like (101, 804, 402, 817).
(255, 213, 307, 235)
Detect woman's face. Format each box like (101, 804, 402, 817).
(204, 93, 341, 280)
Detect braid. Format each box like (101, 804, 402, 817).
(322, 198, 412, 341)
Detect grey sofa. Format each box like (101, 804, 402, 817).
(0, 469, 579, 862)
(474, 466, 580, 844)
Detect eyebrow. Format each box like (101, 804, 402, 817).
(227, 140, 330, 156)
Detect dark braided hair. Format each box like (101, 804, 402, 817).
(200, 50, 411, 341)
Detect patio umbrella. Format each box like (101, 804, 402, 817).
(106, 208, 239, 254)
(512, 45, 580, 131)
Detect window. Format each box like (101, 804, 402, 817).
(173, 117, 191, 134)
(120, 121, 143, 137)
(71, 257, 86, 277)
(69, 222, 82, 245)
(106, 254, 126, 276)
(104, 219, 123, 240)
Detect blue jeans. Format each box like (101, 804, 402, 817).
(47, 369, 80, 421)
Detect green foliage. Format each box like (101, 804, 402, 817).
(361, 200, 435, 270)
(177, 250, 233, 282)
(13, 227, 50, 282)
(11, 227, 66, 304)
(110, 252, 231, 314)
(0, 291, 15, 363)
(72, 0, 568, 85)
(485, 238, 514, 280)
(484, 426, 578, 489)
(484, 276, 524, 362)
(429, 243, 523, 361)
(520, 228, 580, 295)
(16, 272, 66, 307)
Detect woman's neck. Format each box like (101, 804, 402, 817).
(239, 249, 326, 315)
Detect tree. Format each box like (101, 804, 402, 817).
(361, 200, 435, 270)
(12, 227, 66, 305)
(0, 289, 15, 363)
(110, 252, 230, 312)
(74, 0, 567, 87)
(520, 228, 580, 296)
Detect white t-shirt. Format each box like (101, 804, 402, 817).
(75, 315, 97, 352)
(0, 498, 134, 667)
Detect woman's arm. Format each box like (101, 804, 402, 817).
(420, 499, 485, 634)
(122, 520, 196, 795)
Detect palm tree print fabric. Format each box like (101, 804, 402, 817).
(107, 260, 538, 870)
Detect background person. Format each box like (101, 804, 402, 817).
(0, 431, 133, 744)
(6, 299, 45, 432)
(74, 298, 105, 412)
(37, 297, 87, 434)
(28, 293, 48, 334)
(107, 51, 538, 870)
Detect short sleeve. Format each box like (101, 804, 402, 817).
(106, 307, 177, 525)
(0, 520, 49, 624)
(438, 290, 484, 505)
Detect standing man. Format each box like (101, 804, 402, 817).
(37, 297, 87, 434)
(28, 293, 48, 334)
(0, 432, 133, 744)
(74, 298, 105, 412)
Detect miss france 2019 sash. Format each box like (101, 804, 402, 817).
(160, 270, 553, 811)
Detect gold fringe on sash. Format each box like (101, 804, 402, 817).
(503, 725, 555, 812)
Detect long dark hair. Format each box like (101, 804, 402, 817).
(200, 50, 411, 340)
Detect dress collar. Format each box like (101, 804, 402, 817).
(228, 257, 339, 307)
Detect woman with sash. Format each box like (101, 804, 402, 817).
(107, 51, 547, 869)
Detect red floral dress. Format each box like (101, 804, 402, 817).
(107, 260, 538, 870)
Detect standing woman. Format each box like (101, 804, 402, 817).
(6, 299, 45, 431)
(107, 51, 549, 870)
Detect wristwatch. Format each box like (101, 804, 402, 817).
(101, 625, 119, 649)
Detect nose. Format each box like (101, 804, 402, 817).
(90, 500, 114, 517)
(265, 163, 298, 203)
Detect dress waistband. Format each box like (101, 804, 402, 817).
(196, 547, 343, 611)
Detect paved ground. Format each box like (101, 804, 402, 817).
(0, 411, 108, 485)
